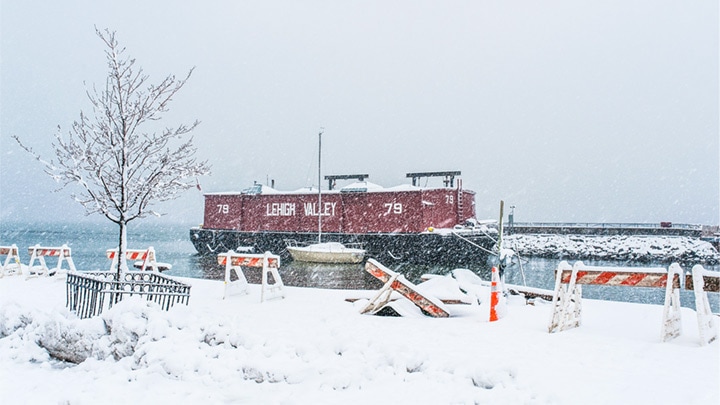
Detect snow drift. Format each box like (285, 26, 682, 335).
(0, 274, 717, 404)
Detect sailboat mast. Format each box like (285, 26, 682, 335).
(317, 128, 323, 244)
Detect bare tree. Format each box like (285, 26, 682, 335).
(14, 28, 210, 279)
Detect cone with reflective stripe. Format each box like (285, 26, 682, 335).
(490, 266, 500, 322)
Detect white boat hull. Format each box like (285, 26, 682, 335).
(286, 242, 365, 264)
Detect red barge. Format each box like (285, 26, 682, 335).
(189, 172, 496, 266)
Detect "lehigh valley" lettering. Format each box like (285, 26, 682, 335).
(266, 203, 296, 216)
(303, 202, 336, 216)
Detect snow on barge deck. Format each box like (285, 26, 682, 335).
(190, 172, 496, 266)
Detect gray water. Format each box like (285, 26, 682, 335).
(1, 221, 717, 311)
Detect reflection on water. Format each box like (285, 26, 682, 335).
(274, 262, 376, 289)
(190, 255, 479, 290)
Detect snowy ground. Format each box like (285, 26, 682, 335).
(0, 272, 718, 404)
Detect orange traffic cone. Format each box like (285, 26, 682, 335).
(489, 266, 499, 322)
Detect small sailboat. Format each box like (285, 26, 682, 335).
(285, 240, 366, 264)
(286, 129, 366, 264)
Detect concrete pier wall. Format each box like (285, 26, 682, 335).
(507, 223, 702, 237)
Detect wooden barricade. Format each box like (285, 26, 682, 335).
(27, 244, 77, 277)
(362, 259, 449, 317)
(106, 247, 161, 272)
(0, 244, 22, 277)
(687, 265, 719, 345)
(548, 261, 682, 342)
(217, 251, 284, 301)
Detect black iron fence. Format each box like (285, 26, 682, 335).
(66, 271, 191, 319)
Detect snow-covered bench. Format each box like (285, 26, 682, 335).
(0, 244, 22, 277)
(548, 261, 682, 342)
(217, 251, 284, 302)
(27, 244, 77, 277)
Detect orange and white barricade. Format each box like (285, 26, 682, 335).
(27, 244, 76, 277)
(217, 251, 284, 301)
(0, 244, 22, 277)
(687, 265, 719, 345)
(548, 261, 682, 342)
(362, 259, 449, 317)
(106, 247, 160, 272)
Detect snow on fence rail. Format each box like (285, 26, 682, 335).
(0, 244, 22, 277)
(548, 261, 683, 342)
(66, 271, 191, 319)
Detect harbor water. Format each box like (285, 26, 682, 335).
(1, 221, 718, 311)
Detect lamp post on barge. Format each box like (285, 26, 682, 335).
(509, 205, 516, 234)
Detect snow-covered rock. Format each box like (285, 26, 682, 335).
(505, 234, 720, 264)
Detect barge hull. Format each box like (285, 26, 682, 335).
(190, 227, 494, 266)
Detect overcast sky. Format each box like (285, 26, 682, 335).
(1, 1, 718, 226)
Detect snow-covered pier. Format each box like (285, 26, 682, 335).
(509, 222, 702, 237)
(505, 234, 720, 264)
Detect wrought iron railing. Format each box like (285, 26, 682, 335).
(66, 271, 191, 319)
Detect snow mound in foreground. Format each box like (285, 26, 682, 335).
(0, 275, 717, 404)
(0, 297, 538, 403)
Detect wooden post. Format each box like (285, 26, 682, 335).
(497, 200, 504, 276)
